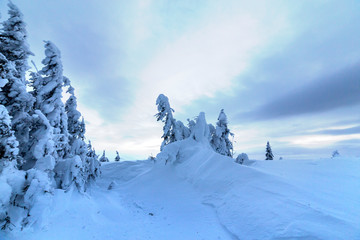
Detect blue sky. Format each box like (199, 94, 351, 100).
(1, 0, 360, 160)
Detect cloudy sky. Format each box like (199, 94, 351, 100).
(1, 0, 359, 160)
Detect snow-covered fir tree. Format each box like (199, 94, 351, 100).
(265, 141, 274, 160)
(115, 151, 120, 162)
(0, 1, 33, 80)
(0, 53, 34, 167)
(187, 118, 196, 133)
(155, 94, 176, 151)
(210, 109, 234, 157)
(33, 41, 69, 159)
(99, 150, 109, 162)
(64, 77, 87, 157)
(0, 105, 19, 166)
(0, 105, 27, 230)
(85, 141, 100, 184)
(235, 153, 249, 164)
(174, 120, 190, 141)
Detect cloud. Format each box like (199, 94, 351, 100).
(238, 64, 360, 121)
(313, 125, 360, 136)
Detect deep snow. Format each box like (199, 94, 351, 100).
(2, 139, 360, 240)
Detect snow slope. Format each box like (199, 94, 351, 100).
(2, 139, 360, 240)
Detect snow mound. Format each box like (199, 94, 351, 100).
(160, 138, 360, 239)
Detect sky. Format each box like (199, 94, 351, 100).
(1, 0, 359, 160)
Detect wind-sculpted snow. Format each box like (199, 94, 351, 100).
(170, 139, 360, 239)
(3, 140, 359, 239)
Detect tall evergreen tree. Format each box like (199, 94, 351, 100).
(0, 53, 34, 167)
(64, 77, 86, 158)
(33, 41, 69, 159)
(64, 77, 82, 142)
(265, 141, 274, 160)
(0, 1, 33, 80)
(210, 109, 234, 157)
(155, 94, 176, 151)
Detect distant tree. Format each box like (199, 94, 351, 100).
(0, 1, 33, 80)
(210, 109, 234, 157)
(115, 151, 120, 162)
(265, 141, 273, 160)
(99, 150, 109, 162)
(332, 150, 340, 158)
(155, 94, 176, 150)
(235, 153, 249, 164)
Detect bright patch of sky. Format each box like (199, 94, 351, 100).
(1, 0, 359, 160)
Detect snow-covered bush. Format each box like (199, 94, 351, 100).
(54, 156, 85, 192)
(235, 153, 249, 164)
(332, 150, 340, 158)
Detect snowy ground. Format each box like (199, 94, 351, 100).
(3, 140, 360, 240)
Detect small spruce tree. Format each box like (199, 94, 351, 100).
(265, 141, 273, 160)
(115, 151, 120, 162)
(99, 150, 109, 162)
(210, 109, 234, 157)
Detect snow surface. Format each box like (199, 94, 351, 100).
(2, 139, 360, 240)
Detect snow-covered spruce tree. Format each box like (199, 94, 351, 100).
(0, 105, 19, 169)
(115, 151, 120, 162)
(155, 94, 176, 151)
(99, 150, 109, 162)
(0, 1, 33, 80)
(0, 105, 27, 230)
(85, 141, 100, 184)
(265, 141, 273, 160)
(0, 53, 34, 168)
(33, 41, 69, 160)
(174, 120, 190, 141)
(210, 109, 234, 157)
(64, 77, 87, 158)
(235, 153, 249, 165)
